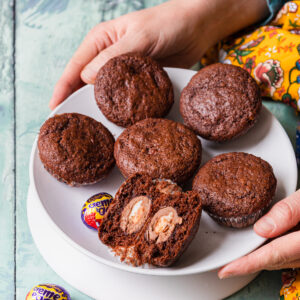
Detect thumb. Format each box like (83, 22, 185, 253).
(80, 35, 148, 84)
(254, 189, 300, 238)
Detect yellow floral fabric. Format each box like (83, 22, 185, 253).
(280, 269, 300, 299)
(204, 1, 300, 111)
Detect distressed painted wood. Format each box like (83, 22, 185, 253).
(15, 1, 166, 299)
(6, 0, 300, 299)
(0, 1, 15, 299)
(15, 2, 102, 299)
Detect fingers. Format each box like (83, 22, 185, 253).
(81, 33, 149, 84)
(254, 189, 300, 238)
(218, 231, 300, 279)
(279, 259, 300, 269)
(80, 43, 122, 84)
(49, 24, 113, 110)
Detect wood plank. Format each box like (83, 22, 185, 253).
(15, 0, 164, 298)
(0, 1, 15, 298)
(15, 2, 99, 298)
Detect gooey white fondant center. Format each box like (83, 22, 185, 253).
(129, 200, 145, 224)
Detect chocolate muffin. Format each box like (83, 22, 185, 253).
(94, 53, 174, 127)
(38, 113, 115, 186)
(114, 118, 202, 184)
(180, 63, 262, 141)
(192, 152, 276, 228)
(99, 173, 202, 267)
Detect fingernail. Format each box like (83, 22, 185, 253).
(81, 67, 96, 83)
(218, 268, 236, 279)
(219, 272, 234, 279)
(254, 216, 275, 236)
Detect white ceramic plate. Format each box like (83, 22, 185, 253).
(27, 184, 259, 300)
(29, 68, 297, 276)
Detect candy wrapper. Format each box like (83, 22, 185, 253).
(280, 269, 300, 299)
(26, 284, 70, 300)
(81, 192, 113, 230)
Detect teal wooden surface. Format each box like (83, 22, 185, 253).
(0, 1, 15, 299)
(0, 0, 299, 299)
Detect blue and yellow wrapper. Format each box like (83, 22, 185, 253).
(81, 192, 113, 230)
(26, 284, 70, 300)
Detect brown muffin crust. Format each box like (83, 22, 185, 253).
(94, 53, 174, 127)
(180, 63, 262, 141)
(114, 118, 202, 184)
(38, 113, 115, 186)
(99, 173, 202, 267)
(192, 152, 276, 228)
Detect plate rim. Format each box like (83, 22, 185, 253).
(28, 67, 298, 276)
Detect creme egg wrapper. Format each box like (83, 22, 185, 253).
(81, 192, 113, 230)
(26, 284, 70, 300)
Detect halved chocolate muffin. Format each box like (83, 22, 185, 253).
(99, 173, 202, 267)
(192, 152, 277, 228)
(38, 113, 115, 186)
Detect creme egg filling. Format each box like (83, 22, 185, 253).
(154, 212, 174, 234)
(146, 207, 182, 244)
(128, 200, 145, 225)
(120, 196, 151, 234)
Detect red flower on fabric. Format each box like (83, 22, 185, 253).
(254, 59, 284, 96)
(264, 26, 278, 38)
(269, 30, 278, 38)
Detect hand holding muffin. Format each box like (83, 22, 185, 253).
(49, 0, 268, 109)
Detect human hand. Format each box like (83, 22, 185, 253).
(49, 0, 268, 109)
(218, 189, 300, 279)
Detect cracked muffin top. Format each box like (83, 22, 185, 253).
(192, 152, 277, 218)
(114, 118, 202, 184)
(94, 53, 174, 127)
(180, 63, 262, 142)
(38, 113, 115, 186)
